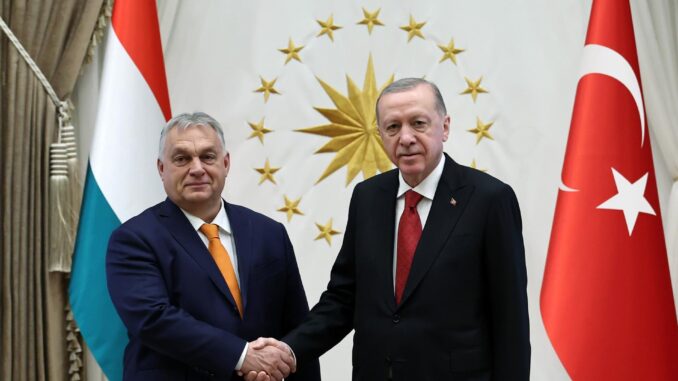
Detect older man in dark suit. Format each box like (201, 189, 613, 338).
(251, 78, 530, 381)
(106, 112, 320, 381)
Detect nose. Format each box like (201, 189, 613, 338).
(188, 157, 205, 176)
(398, 125, 417, 146)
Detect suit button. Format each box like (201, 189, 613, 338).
(392, 314, 400, 323)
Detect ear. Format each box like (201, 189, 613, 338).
(442, 115, 451, 142)
(157, 159, 164, 180)
(223, 152, 230, 177)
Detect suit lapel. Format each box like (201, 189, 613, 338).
(372, 171, 400, 311)
(225, 202, 253, 312)
(156, 199, 237, 306)
(398, 155, 474, 307)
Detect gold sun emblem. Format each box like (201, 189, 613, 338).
(297, 56, 394, 185)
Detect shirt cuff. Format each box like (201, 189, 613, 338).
(284, 341, 297, 368)
(235, 342, 248, 371)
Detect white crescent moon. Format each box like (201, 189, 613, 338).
(578, 44, 645, 145)
(559, 44, 645, 193)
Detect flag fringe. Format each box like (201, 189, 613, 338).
(65, 304, 84, 381)
(83, 0, 113, 67)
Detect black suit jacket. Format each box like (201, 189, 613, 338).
(284, 154, 529, 381)
(107, 199, 320, 381)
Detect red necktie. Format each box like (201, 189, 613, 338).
(395, 190, 424, 304)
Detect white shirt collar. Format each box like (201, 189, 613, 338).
(180, 200, 232, 234)
(397, 154, 445, 200)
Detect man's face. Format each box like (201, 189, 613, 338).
(377, 84, 450, 186)
(157, 124, 229, 212)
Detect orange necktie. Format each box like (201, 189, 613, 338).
(200, 223, 243, 318)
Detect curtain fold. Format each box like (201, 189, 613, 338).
(0, 1, 104, 380)
(632, 0, 678, 312)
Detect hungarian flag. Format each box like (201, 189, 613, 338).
(69, 1, 171, 380)
(541, 0, 678, 379)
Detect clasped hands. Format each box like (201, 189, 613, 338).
(239, 337, 296, 381)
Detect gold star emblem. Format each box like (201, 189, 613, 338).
(470, 159, 487, 172)
(400, 15, 426, 42)
(314, 218, 341, 245)
(460, 77, 488, 102)
(438, 38, 465, 65)
(317, 15, 342, 41)
(277, 195, 304, 222)
(254, 77, 280, 103)
(247, 118, 272, 144)
(467, 117, 494, 144)
(297, 55, 394, 185)
(278, 38, 304, 64)
(357, 8, 384, 34)
(254, 159, 281, 185)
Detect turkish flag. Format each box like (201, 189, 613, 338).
(540, 0, 678, 380)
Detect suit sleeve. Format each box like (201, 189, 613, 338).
(283, 185, 359, 366)
(278, 224, 321, 381)
(106, 224, 246, 378)
(484, 184, 531, 380)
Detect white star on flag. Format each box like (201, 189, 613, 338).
(596, 167, 656, 236)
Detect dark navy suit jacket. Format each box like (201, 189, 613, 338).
(284, 154, 530, 380)
(107, 198, 320, 381)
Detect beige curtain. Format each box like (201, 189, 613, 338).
(1, 1, 104, 380)
(631, 0, 678, 312)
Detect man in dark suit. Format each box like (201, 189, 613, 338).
(106, 112, 320, 381)
(251, 78, 530, 380)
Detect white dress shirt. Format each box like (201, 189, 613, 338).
(180, 200, 247, 370)
(392, 155, 445, 289)
(181, 200, 240, 285)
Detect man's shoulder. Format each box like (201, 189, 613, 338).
(455, 164, 517, 202)
(354, 168, 399, 192)
(106, 201, 171, 251)
(460, 164, 507, 187)
(117, 200, 167, 231)
(226, 202, 282, 229)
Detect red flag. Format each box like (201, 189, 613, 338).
(541, 0, 678, 380)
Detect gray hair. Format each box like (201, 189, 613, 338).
(375, 78, 447, 125)
(158, 112, 227, 159)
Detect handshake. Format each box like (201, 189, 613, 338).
(239, 337, 297, 381)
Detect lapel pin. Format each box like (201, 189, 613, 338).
(450, 197, 457, 206)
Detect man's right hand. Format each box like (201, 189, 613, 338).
(243, 370, 270, 381)
(240, 338, 296, 381)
